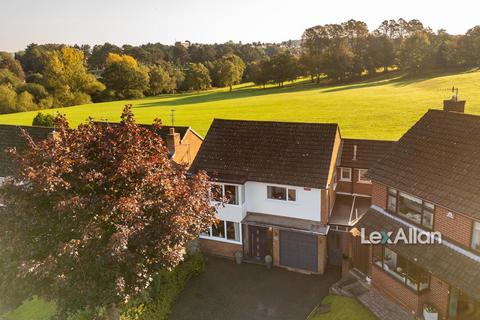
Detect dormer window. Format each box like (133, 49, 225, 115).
(267, 186, 296, 202)
(340, 167, 352, 181)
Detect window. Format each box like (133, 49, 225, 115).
(267, 186, 296, 202)
(357, 169, 371, 183)
(340, 167, 352, 181)
(376, 247, 430, 292)
(209, 183, 239, 205)
(388, 189, 434, 229)
(201, 220, 241, 243)
(472, 221, 480, 252)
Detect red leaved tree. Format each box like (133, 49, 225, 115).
(0, 105, 216, 319)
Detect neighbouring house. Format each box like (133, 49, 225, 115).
(354, 98, 480, 320)
(189, 119, 392, 274)
(96, 123, 203, 167)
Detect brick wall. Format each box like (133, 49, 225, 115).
(371, 181, 387, 209)
(371, 264, 419, 315)
(419, 275, 450, 319)
(434, 206, 473, 248)
(199, 238, 241, 258)
(335, 168, 372, 196)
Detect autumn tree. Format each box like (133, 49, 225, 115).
(0, 106, 216, 319)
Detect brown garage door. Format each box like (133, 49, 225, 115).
(280, 230, 318, 272)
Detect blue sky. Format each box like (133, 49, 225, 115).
(1, 0, 479, 52)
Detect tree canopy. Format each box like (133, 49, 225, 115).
(0, 106, 216, 319)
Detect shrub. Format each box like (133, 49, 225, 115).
(32, 112, 56, 127)
(122, 253, 205, 320)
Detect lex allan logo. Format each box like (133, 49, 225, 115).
(353, 227, 442, 245)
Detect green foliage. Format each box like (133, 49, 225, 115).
(183, 63, 211, 92)
(32, 112, 56, 127)
(0, 52, 25, 80)
(101, 54, 149, 99)
(215, 54, 245, 91)
(17, 83, 50, 104)
(122, 253, 205, 320)
(148, 65, 176, 95)
(0, 85, 18, 114)
(16, 91, 36, 112)
(2, 296, 56, 320)
(0, 69, 22, 87)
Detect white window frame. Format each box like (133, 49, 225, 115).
(472, 221, 480, 252)
(209, 183, 241, 206)
(200, 220, 242, 244)
(340, 167, 352, 182)
(266, 185, 297, 202)
(357, 169, 371, 184)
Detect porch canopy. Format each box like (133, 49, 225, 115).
(242, 212, 329, 235)
(357, 207, 480, 302)
(329, 194, 371, 227)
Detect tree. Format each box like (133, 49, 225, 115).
(148, 65, 176, 95)
(32, 112, 56, 127)
(216, 54, 245, 92)
(101, 53, 149, 99)
(42, 47, 105, 107)
(270, 52, 298, 86)
(0, 52, 25, 80)
(183, 63, 211, 92)
(16, 91, 36, 112)
(399, 31, 431, 72)
(246, 59, 270, 88)
(0, 85, 17, 114)
(0, 106, 216, 319)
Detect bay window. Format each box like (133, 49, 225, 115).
(267, 185, 296, 202)
(374, 246, 430, 292)
(201, 220, 241, 243)
(387, 188, 434, 229)
(472, 221, 480, 252)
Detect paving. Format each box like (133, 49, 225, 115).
(169, 256, 341, 320)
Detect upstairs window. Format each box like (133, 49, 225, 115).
(210, 183, 239, 205)
(388, 189, 434, 229)
(267, 186, 296, 202)
(472, 221, 480, 252)
(340, 167, 352, 181)
(357, 169, 371, 184)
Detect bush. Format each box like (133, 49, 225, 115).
(32, 112, 55, 127)
(122, 253, 205, 320)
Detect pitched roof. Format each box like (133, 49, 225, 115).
(95, 122, 191, 141)
(369, 110, 480, 220)
(339, 138, 394, 168)
(357, 207, 480, 301)
(190, 119, 339, 189)
(0, 124, 54, 176)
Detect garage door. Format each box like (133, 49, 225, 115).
(280, 230, 318, 272)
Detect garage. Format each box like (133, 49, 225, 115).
(279, 230, 318, 272)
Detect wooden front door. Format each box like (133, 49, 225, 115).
(248, 226, 271, 261)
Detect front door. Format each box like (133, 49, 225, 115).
(248, 226, 272, 261)
(328, 231, 344, 266)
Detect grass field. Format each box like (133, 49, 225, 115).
(1, 69, 480, 140)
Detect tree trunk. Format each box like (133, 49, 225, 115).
(229, 84, 232, 92)
(106, 303, 120, 320)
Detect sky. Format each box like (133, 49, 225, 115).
(1, 0, 479, 52)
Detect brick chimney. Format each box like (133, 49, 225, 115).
(166, 127, 180, 155)
(443, 88, 465, 113)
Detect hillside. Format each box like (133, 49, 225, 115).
(1, 69, 479, 140)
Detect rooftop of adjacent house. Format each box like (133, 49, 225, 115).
(95, 122, 192, 141)
(339, 138, 395, 169)
(189, 118, 339, 189)
(369, 109, 480, 220)
(357, 206, 480, 302)
(0, 124, 54, 177)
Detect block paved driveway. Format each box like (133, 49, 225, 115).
(169, 256, 341, 320)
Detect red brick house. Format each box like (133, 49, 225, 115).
(356, 101, 480, 319)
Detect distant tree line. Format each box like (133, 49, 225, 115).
(2, 18, 480, 114)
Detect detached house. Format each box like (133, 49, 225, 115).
(190, 119, 392, 274)
(356, 100, 480, 319)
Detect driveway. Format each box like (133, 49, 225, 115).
(169, 256, 341, 320)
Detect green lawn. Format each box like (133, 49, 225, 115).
(308, 295, 375, 320)
(2, 297, 56, 320)
(1, 69, 480, 140)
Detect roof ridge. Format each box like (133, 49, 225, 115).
(427, 108, 480, 120)
(212, 118, 339, 126)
